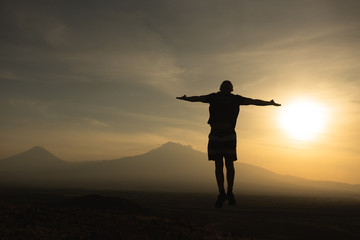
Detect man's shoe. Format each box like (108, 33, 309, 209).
(227, 192, 236, 206)
(215, 193, 227, 208)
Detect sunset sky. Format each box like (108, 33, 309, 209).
(1, 0, 360, 184)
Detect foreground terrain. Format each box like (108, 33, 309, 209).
(1, 189, 360, 240)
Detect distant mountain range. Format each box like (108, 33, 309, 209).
(0, 146, 69, 171)
(1, 142, 360, 198)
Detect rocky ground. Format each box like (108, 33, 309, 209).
(2, 189, 360, 240)
(0, 192, 233, 240)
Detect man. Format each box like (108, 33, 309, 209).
(177, 80, 281, 208)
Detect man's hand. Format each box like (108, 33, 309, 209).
(270, 99, 281, 106)
(176, 95, 187, 100)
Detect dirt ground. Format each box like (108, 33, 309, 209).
(1, 189, 360, 240)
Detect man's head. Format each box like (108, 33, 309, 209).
(220, 80, 233, 93)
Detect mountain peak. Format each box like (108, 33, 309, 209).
(23, 145, 58, 157)
(32, 145, 43, 149)
(0, 145, 68, 170)
(28, 145, 48, 153)
(161, 141, 191, 148)
(150, 142, 194, 153)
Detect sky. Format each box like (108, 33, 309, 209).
(1, 0, 360, 183)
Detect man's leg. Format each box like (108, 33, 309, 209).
(214, 158, 225, 194)
(225, 159, 235, 193)
(214, 158, 227, 208)
(225, 158, 236, 205)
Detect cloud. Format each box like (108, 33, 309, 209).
(84, 118, 108, 128)
(2, 0, 359, 95)
(1, 0, 360, 176)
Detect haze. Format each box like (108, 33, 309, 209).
(1, 0, 360, 184)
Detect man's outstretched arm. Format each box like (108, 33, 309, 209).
(176, 95, 208, 102)
(245, 98, 281, 106)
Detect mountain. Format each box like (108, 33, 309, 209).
(0, 146, 69, 172)
(59, 142, 213, 191)
(1, 142, 360, 198)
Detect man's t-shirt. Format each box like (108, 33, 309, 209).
(202, 92, 253, 130)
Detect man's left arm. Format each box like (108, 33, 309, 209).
(241, 97, 281, 106)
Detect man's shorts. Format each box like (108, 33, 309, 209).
(207, 128, 237, 161)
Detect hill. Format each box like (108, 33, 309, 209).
(1, 142, 360, 197)
(0, 146, 69, 172)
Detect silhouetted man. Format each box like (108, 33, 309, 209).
(177, 80, 280, 208)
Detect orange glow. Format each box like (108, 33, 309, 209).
(279, 99, 329, 141)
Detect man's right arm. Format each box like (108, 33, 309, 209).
(176, 95, 208, 103)
(240, 96, 281, 106)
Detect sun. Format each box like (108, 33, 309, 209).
(279, 99, 328, 141)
